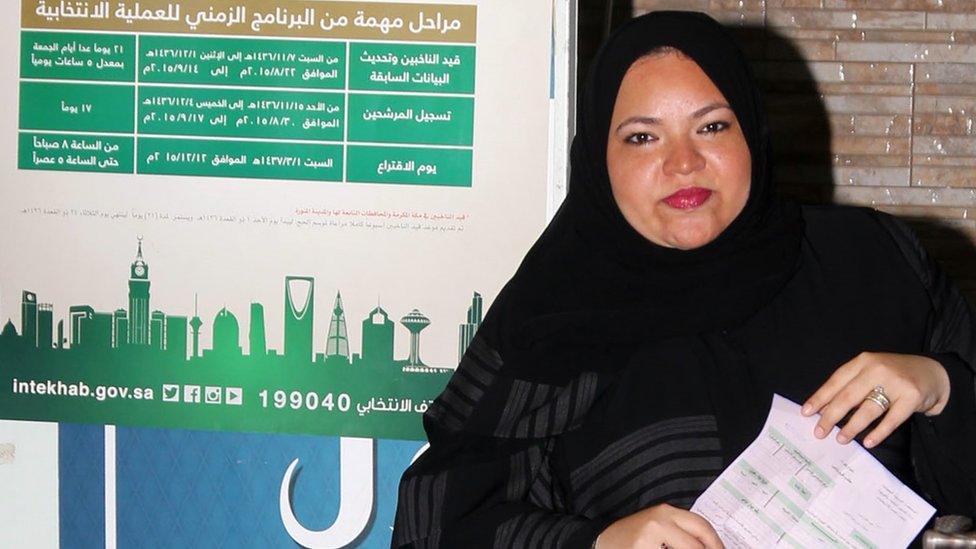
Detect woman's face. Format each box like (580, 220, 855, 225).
(606, 51, 751, 250)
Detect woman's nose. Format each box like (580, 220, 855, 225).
(662, 138, 706, 176)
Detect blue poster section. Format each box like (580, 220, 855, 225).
(58, 424, 424, 548)
(59, 424, 106, 549)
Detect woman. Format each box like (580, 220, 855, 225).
(393, 11, 976, 548)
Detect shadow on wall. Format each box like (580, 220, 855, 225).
(756, 24, 976, 304)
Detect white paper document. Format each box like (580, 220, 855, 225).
(692, 394, 935, 549)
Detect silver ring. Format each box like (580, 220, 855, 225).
(864, 385, 890, 411)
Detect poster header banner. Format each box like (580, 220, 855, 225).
(24, 0, 477, 43)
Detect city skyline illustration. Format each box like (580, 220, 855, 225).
(1, 238, 484, 372)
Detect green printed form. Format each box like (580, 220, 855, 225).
(769, 427, 834, 489)
(139, 36, 346, 89)
(20, 133, 133, 173)
(348, 146, 472, 187)
(18, 7, 477, 185)
(349, 93, 473, 146)
(349, 42, 475, 94)
(139, 138, 342, 181)
(790, 477, 813, 501)
(851, 530, 879, 549)
(22, 32, 135, 81)
(20, 82, 134, 133)
(692, 395, 935, 549)
(718, 479, 806, 549)
(139, 87, 344, 141)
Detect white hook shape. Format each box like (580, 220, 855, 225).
(280, 437, 375, 548)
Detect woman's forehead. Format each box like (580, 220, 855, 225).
(615, 53, 729, 106)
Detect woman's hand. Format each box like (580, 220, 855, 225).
(801, 352, 951, 448)
(595, 503, 724, 549)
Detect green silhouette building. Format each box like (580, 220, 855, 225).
(284, 276, 314, 363)
(208, 307, 241, 357)
(37, 303, 53, 350)
(90, 312, 114, 349)
(0, 235, 473, 375)
(113, 308, 128, 348)
(249, 302, 266, 357)
(127, 239, 150, 346)
(458, 292, 483, 361)
(189, 294, 202, 359)
(325, 291, 350, 366)
(68, 305, 94, 347)
(21, 291, 37, 347)
(166, 316, 187, 358)
(150, 310, 166, 351)
(401, 309, 430, 369)
(360, 304, 394, 368)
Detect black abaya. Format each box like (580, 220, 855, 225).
(391, 10, 976, 548)
(392, 206, 976, 548)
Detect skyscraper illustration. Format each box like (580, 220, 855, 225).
(21, 291, 37, 347)
(284, 276, 314, 362)
(68, 305, 94, 347)
(400, 309, 430, 368)
(249, 302, 267, 357)
(458, 291, 483, 361)
(37, 303, 53, 350)
(361, 304, 394, 368)
(165, 316, 187, 358)
(90, 312, 113, 348)
(189, 294, 203, 359)
(1, 237, 470, 407)
(150, 310, 166, 351)
(210, 308, 241, 357)
(127, 239, 150, 346)
(325, 291, 350, 366)
(113, 308, 128, 348)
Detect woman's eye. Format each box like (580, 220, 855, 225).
(700, 121, 730, 134)
(626, 132, 656, 145)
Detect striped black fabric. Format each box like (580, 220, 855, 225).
(392, 335, 732, 549)
(425, 336, 503, 432)
(493, 511, 589, 548)
(495, 372, 599, 438)
(393, 470, 448, 547)
(570, 416, 724, 518)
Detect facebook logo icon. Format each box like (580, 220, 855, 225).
(183, 385, 201, 404)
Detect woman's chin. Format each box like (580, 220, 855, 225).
(663, 224, 721, 250)
(629, 212, 726, 250)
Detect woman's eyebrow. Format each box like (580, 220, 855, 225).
(616, 116, 661, 132)
(615, 103, 733, 132)
(692, 102, 732, 118)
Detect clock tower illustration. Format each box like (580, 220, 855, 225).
(128, 238, 151, 346)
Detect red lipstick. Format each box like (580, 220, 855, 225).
(663, 187, 712, 209)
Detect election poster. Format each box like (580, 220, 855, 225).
(0, 0, 571, 546)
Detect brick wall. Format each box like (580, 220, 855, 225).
(628, 0, 976, 301)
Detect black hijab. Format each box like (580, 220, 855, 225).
(478, 11, 803, 383)
(424, 11, 805, 468)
